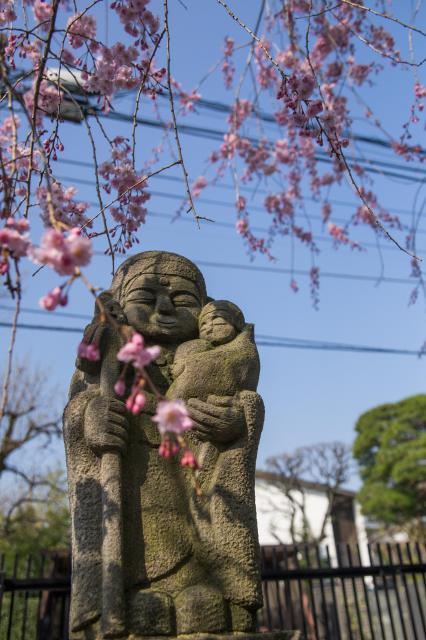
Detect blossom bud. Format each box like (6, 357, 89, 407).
(114, 378, 126, 397)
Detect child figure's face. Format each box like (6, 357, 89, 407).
(199, 312, 237, 346)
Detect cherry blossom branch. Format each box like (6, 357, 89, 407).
(25, 0, 61, 220)
(80, 160, 182, 231)
(330, 8, 426, 67)
(0, 259, 21, 423)
(340, 0, 426, 38)
(216, 0, 288, 83)
(234, 0, 265, 99)
(132, 27, 166, 167)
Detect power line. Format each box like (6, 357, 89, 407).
(55, 161, 426, 238)
(101, 110, 425, 184)
(195, 259, 423, 284)
(90, 254, 421, 285)
(166, 94, 426, 158)
(53, 172, 426, 251)
(59, 155, 426, 222)
(0, 320, 421, 356)
(0, 304, 91, 320)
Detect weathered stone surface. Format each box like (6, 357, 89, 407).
(128, 634, 302, 640)
(63, 251, 266, 639)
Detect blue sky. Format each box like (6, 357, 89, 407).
(1, 1, 426, 485)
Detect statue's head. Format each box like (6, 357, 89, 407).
(198, 300, 245, 346)
(108, 251, 207, 343)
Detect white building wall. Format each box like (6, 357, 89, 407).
(255, 478, 369, 568)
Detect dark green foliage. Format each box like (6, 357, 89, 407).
(353, 394, 426, 526)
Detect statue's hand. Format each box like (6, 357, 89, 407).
(84, 395, 129, 456)
(187, 395, 245, 444)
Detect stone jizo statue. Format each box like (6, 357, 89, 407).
(64, 251, 265, 639)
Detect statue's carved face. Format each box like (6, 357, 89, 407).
(199, 312, 237, 346)
(123, 273, 202, 343)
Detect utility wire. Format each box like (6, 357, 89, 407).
(101, 111, 425, 183)
(161, 94, 426, 158)
(52, 173, 426, 249)
(0, 321, 421, 356)
(58, 157, 426, 224)
(0, 304, 91, 320)
(59, 156, 426, 222)
(89, 254, 423, 284)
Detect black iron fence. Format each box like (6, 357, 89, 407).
(260, 542, 426, 640)
(0, 543, 425, 639)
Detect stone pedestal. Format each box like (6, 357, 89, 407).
(128, 634, 302, 640)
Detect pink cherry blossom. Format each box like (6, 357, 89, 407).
(78, 341, 100, 361)
(67, 13, 97, 49)
(191, 176, 207, 199)
(328, 223, 361, 250)
(180, 449, 199, 469)
(32, 0, 53, 29)
(114, 378, 126, 397)
(39, 286, 67, 311)
(0, 1, 16, 25)
(179, 89, 201, 113)
(100, 138, 150, 250)
(126, 390, 146, 415)
(158, 437, 180, 458)
(222, 37, 235, 89)
(112, 0, 159, 40)
(117, 332, 160, 371)
(24, 80, 63, 124)
(84, 43, 139, 99)
(30, 228, 93, 276)
(37, 183, 89, 227)
(0, 218, 31, 258)
(152, 400, 193, 436)
(236, 218, 248, 235)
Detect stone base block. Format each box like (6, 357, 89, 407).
(128, 633, 301, 640)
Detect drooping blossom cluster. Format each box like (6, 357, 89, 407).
(0, 217, 30, 273)
(24, 80, 63, 123)
(222, 37, 235, 89)
(67, 13, 97, 50)
(37, 183, 89, 228)
(0, 0, 15, 25)
(113, 330, 197, 468)
(153, 400, 197, 469)
(83, 43, 140, 101)
(153, 400, 193, 436)
(30, 228, 93, 276)
(115, 332, 160, 414)
(171, 78, 201, 114)
(39, 285, 68, 311)
(112, 0, 160, 42)
(100, 137, 151, 251)
(200, 0, 426, 302)
(77, 340, 100, 361)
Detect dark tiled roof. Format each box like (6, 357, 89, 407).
(255, 469, 356, 499)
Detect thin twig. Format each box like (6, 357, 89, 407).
(131, 28, 165, 167)
(80, 160, 182, 231)
(340, 0, 426, 38)
(216, 0, 288, 83)
(235, 0, 265, 99)
(164, 0, 203, 226)
(0, 259, 21, 423)
(295, 3, 343, 19)
(24, 0, 61, 220)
